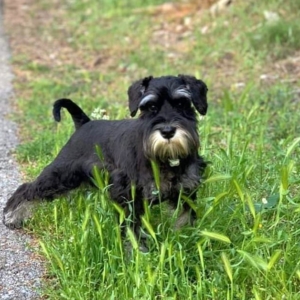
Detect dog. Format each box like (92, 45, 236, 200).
(3, 75, 208, 250)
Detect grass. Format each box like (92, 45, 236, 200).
(250, 19, 300, 59)
(6, 0, 300, 299)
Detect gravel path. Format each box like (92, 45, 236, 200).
(0, 3, 43, 299)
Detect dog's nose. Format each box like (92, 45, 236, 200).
(160, 126, 176, 139)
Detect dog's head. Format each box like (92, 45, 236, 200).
(127, 75, 208, 163)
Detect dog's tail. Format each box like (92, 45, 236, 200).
(53, 98, 91, 130)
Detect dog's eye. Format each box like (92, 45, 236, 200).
(175, 98, 190, 109)
(148, 104, 158, 113)
(140, 102, 158, 113)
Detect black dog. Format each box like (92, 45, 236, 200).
(3, 75, 208, 249)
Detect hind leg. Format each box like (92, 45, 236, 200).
(3, 162, 85, 229)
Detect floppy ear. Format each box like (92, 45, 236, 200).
(128, 76, 153, 117)
(178, 74, 208, 115)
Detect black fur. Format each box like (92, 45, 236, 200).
(53, 98, 91, 130)
(3, 75, 208, 250)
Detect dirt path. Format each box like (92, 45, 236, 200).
(0, 2, 43, 299)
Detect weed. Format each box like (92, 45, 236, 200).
(250, 19, 300, 59)
(6, 0, 300, 299)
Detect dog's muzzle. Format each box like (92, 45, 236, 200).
(145, 124, 196, 162)
(160, 125, 176, 139)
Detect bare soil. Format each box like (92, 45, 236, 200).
(4, 0, 300, 99)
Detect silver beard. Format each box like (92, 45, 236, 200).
(145, 127, 197, 161)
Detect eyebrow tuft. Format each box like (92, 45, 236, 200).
(172, 88, 191, 99)
(139, 94, 157, 107)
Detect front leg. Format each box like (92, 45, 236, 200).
(173, 157, 204, 229)
(174, 202, 196, 230)
(108, 171, 148, 252)
(171, 193, 197, 230)
(121, 199, 148, 253)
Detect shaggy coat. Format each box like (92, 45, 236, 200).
(3, 75, 208, 247)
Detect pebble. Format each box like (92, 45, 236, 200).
(0, 5, 44, 300)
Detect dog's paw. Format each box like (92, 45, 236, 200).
(3, 212, 23, 229)
(124, 240, 149, 255)
(2, 201, 33, 229)
(174, 210, 193, 230)
(138, 244, 149, 253)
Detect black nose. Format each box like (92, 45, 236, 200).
(160, 126, 176, 139)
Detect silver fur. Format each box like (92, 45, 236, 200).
(139, 94, 157, 107)
(3, 201, 34, 228)
(173, 87, 191, 99)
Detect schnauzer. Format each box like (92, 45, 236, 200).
(3, 75, 208, 249)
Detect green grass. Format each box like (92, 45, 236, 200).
(250, 19, 300, 59)
(8, 0, 300, 299)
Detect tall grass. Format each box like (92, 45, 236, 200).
(24, 84, 300, 299)
(250, 19, 300, 59)
(9, 0, 300, 298)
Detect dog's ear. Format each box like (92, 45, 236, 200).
(178, 74, 208, 115)
(128, 76, 153, 117)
